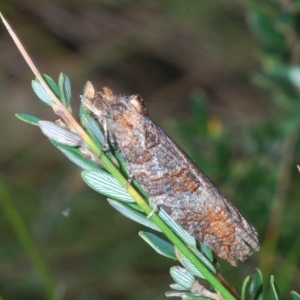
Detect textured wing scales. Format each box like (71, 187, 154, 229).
(91, 89, 259, 265)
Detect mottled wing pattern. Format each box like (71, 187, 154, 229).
(83, 87, 259, 266)
(108, 99, 259, 266)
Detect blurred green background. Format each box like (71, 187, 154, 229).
(0, 0, 299, 299)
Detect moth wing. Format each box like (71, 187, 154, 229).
(154, 125, 259, 265)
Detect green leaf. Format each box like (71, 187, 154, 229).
(241, 276, 251, 300)
(170, 266, 195, 290)
(290, 291, 300, 300)
(175, 247, 216, 279)
(39, 121, 82, 146)
(42, 74, 60, 98)
(108, 199, 161, 232)
(31, 80, 53, 105)
(81, 114, 105, 147)
(249, 268, 263, 300)
(199, 244, 214, 263)
(157, 205, 196, 248)
(126, 202, 144, 212)
(169, 283, 187, 291)
(175, 248, 205, 279)
(82, 170, 135, 203)
(188, 248, 216, 274)
(79, 102, 86, 119)
(57, 145, 102, 171)
(58, 73, 72, 110)
(15, 113, 40, 126)
(139, 231, 176, 259)
(81, 114, 120, 168)
(113, 150, 130, 176)
(270, 276, 280, 300)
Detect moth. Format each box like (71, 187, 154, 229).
(81, 83, 259, 266)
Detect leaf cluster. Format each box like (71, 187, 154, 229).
(15, 73, 300, 299)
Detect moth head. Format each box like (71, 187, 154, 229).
(128, 94, 148, 116)
(81, 82, 109, 117)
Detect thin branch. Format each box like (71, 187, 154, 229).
(259, 130, 298, 277)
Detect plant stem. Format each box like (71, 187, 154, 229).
(0, 179, 55, 300)
(259, 131, 298, 280)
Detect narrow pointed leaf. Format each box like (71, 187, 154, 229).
(290, 291, 300, 300)
(57, 146, 102, 171)
(170, 266, 195, 289)
(39, 121, 82, 146)
(15, 113, 40, 126)
(157, 204, 196, 248)
(31, 80, 53, 105)
(113, 150, 130, 175)
(131, 179, 152, 199)
(79, 102, 86, 119)
(199, 244, 214, 262)
(139, 231, 176, 259)
(81, 114, 105, 146)
(176, 254, 205, 279)
(188, 248, 216, 274)
(241, 276, 250, 300)
(125, 202, 144, 212)
(42, 74, 60, 97)
(82, 170, 135, 203)
(270, 276, 280, 300)
(58, 73, 72, 110)
(169, 283, 187, 291)
(108, 199, 161, 231)
(81, 114, 120, 167)
(248, 268, 263, 300)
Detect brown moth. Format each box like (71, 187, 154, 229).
(81, 83, 259, 266)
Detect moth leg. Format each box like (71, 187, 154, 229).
(110, 135, 120, 153)
(108, 131, 118, 149)
(147, 203, 159, 219)
(99, 145, 110, 157)
(124, 174, 133, 189)
(99, 146, 110, 157)
(99, 117, 111, 157)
